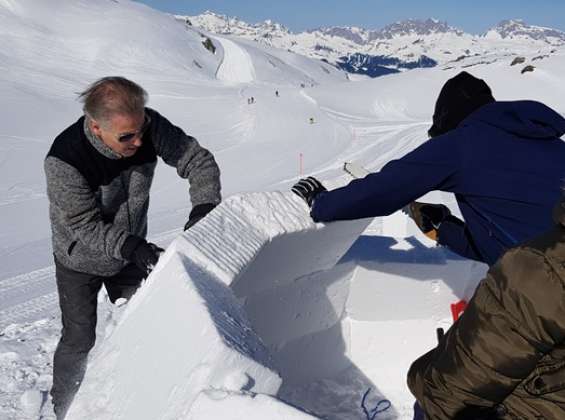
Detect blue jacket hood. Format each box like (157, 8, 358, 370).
(462, 100, 565, 139)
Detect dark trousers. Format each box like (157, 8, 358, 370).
(51, 260, 144, 419)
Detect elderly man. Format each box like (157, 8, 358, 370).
(292, 71, 565, 266)
(44, 76, 221, 418)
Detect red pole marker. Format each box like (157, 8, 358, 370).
(450, 299, 467, 322)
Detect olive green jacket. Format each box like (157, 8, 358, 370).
(408, 201, 565, 419)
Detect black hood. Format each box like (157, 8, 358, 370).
(429, 71, 495, 138)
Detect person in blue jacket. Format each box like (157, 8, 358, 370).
(292, 71, 565, 266)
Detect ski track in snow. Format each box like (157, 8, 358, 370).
(0, 228, 180, 330)
(0, 293, 58, 331)
(0, 191, 46, 208)
(273, 114, 428, 186)
(215, 36, 256, 83)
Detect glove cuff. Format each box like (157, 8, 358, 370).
(189, 203, 217, 220)
(309, 191, 325, 209)
(120, 235, 145, 260)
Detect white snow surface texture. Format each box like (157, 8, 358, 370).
(0, 0, 565, 419)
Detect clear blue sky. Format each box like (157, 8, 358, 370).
(134, 0, 565, 34)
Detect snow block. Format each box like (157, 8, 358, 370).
(68, 192, 370, 419)
(67, 250, 280, 420)
(181, 192, 370, 384)
(172, 192, 369, 291)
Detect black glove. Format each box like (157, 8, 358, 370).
(408, 202, 451, 240)
(184, 203, 217, 231)
(121, 236, 164, 275)
(291, 177, 327, 207)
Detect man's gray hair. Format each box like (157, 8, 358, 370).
(79, 76, 148, 125)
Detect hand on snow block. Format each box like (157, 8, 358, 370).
(291, 177, 326, 208)
(121, 235, 164, 275)
(407, 202, 451, 241)
(185, 203, 218, 231)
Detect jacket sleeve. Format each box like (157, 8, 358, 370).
(44, 157, 130, 260)
(310, 132, 459, 222)
(437, 215, 484, 262)
(407, 248, 565, 419)
(148, 109, 221, 206)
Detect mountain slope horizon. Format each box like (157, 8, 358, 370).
(182, 12, 565, 77)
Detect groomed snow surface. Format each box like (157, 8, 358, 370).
(1, 0, 564, 419)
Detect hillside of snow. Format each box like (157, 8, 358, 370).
(0, 0, 564, 419)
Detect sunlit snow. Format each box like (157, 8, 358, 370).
(0, 1, 564, 419)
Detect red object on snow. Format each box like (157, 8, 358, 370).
(450, 299, 467, 322)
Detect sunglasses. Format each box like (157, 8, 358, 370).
(117, 114, 151, 143)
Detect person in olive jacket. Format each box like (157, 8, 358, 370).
(408, 199, 565, 419)
(44, 77, 221, 418)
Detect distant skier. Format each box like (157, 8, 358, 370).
(44, 77, 221, 418)
(292, 71, 565, 266)
(309, 117, 315, 124)
(408, 195, 565, 419)
(275, 90, 279, 97)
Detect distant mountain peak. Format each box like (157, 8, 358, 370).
(371, 18, 464, 39)
(308, 26, 368, 45)
(182, 11, 290, 37)
(201, 10, 224, 17)
(487, 19, 565, 43)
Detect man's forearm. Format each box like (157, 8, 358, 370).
(148, 109, 221, 206)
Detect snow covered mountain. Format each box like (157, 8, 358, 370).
(486, 19, 565, 43)
(184, 12, 565, 77)
(369, 18, 464, 39)
(182, 12, 292, 40)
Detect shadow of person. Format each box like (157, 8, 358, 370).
(340, 235, 486, 301)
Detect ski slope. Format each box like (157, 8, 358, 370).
(215, 36, 256, 83)
(1, 0, 565, 419)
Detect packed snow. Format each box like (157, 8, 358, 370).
(0, 0, 564, 419)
